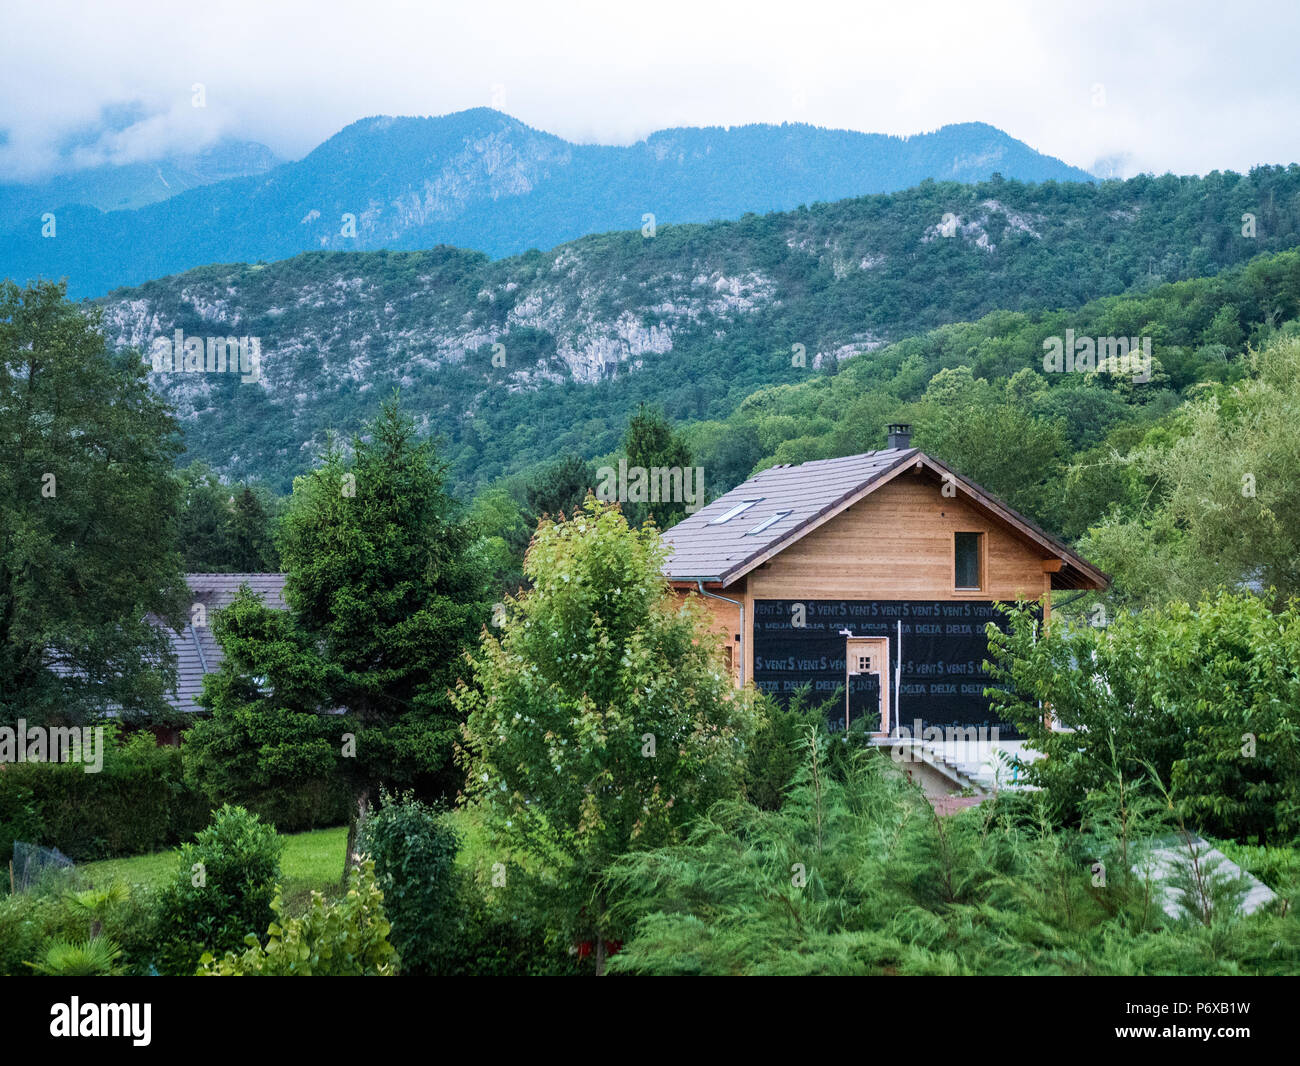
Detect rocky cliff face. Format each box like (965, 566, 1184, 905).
(90, 165, 1300, 493)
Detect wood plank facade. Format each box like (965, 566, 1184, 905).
(665, 439, 1107, 736)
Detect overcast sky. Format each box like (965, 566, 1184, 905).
(2, 0, 1297, 181)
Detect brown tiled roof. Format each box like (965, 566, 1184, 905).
(661, 448, 1109, 590)
(661, 449, 918, 585)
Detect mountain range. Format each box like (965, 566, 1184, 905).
(3, 110, 1094, 297)
(91, 165, 1300, 496)
(0, 139, 280, 231)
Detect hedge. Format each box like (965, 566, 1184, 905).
(0, 726, 347, 871)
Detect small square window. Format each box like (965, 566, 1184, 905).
(955, 532, 983, 590)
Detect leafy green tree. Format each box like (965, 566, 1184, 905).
(176, 464, 279, 572)
(621, 404, 694, 529)
(176, 463, 235, 572)
(182, 603, 347, 833)
(1082, 337, 1300, 605)
(985, 592, 1300, 842)
(227, 486, 279, 572)
(0, 280, 187, 726)
(525, 453, 595, 523)
(466, 484, 532, 596)
(456, 500, 760, 973)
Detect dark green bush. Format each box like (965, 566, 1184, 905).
(0, 727, 210, 863)
(154, 805, 282, 975)
(182, 706, 352, 834)
(744, 686, 862, 810)
(0, 891, 84, 976)
(0, 724, 346, 868)
(357, 791, 459, 974)
(441, 875, 580, 976)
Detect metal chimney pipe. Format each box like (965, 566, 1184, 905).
(886, 422, 913, 449)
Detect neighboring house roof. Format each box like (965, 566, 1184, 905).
(661, 447, 1109, 591)
(165, 573, 287, 713)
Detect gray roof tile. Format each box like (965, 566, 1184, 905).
(662, 448, 916, 583)
(164, 573, 287, 713)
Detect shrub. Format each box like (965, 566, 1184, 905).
(154, 805, 282, 975)
(0, 891, 84, 976)
(0, 727, 210, 863)
(986, 592, 1300, 842)
(744, 686, 855, 809)
(606, 735, 1300, 975)
(182, 705, 352, 834)
(27, 936, 124, 976)
(356, 791, 459, 974)
(200, 859, 397, 976)
(440, 872, 580, 977)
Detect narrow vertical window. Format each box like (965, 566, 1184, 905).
(955, 532, 983, 590)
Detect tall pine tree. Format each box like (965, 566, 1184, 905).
(189, 396, 490, 876)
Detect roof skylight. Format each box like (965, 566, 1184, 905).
(745, 510, 793, 536)
(710, 498, 763, 524)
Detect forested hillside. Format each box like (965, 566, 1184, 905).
(94, 166, 1300, 496)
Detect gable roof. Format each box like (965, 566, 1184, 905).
(661, 448, 1109, 591)
(164, 573, 287, 713)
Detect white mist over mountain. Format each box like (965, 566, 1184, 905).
(2, 0, 1298, 183)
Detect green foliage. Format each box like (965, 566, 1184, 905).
(607, 735, 1300, 975)
(466, 484, 532, 596)
(184, 658, 350, 834)
(27, 936, 124, 976)
(743, 686, 845, 810)
(0, 726, 210, 863)
(275, 396, 491, 799)
(1082, 335, 1300, 605)
(525, 453, 596, 524)
(186, 396, 492, 882)
(154, 804, 282, 975)
(456, 499, 761, 965)
(200, 859, 397, 976)
(985, 592, 1300, 842)
(356, 791, 460, 975)
(0, 873, 158, 977)
(436, 877, 579, 976)
(0, 280, 188, 726)
(620, 405, 694, 529)
(176, 462, 281, 572)
(0, 891, 85, 976)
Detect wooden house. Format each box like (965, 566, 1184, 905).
(662, 424, 1109, 748)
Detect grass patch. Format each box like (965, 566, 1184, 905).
(81, 826, 348, 910)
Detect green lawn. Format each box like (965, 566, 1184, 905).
(81, 826, 349, 908)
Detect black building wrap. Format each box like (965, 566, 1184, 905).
(751, 599, 1036, 737)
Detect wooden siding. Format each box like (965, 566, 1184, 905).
(745, 470, 1050, 602)
(677, 578, 745, 685)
